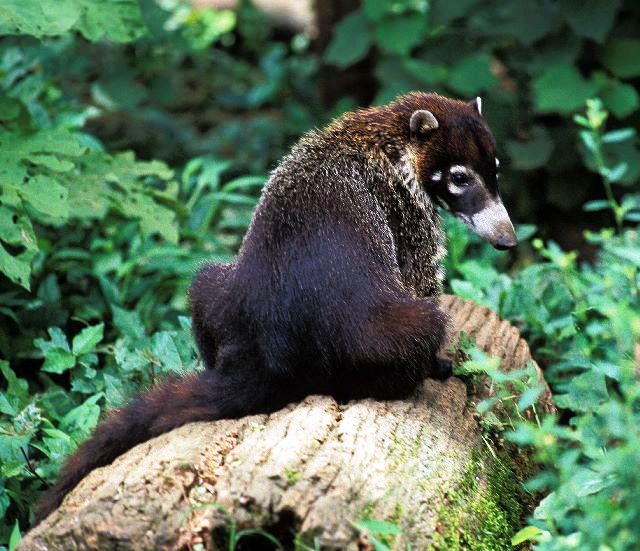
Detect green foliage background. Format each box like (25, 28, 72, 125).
(0, 1, 638, 550)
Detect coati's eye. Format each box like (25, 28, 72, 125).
(451, 171, 468, 186)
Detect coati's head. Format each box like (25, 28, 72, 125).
(402, 94, 517, 250)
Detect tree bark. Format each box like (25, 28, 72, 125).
(20, 296, 552, 551)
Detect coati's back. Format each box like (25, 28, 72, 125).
(34, 93, 516, 525)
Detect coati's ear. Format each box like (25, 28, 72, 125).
(469, 96, 482, 116)
(410, 110, 439, 134)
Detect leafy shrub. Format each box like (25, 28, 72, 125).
(445, 100, 640, 550)
(0, 2, 270, 545)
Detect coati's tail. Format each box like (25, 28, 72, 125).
(34, 368, 269, 524)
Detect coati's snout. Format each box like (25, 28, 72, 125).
(439, 165, 518, 250)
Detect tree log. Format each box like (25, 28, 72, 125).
(20, 296, 552, 551)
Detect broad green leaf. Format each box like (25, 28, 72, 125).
(506, 126, 554, 170)
(0, 1, 79, 37)
(72, 323, 105, 356)
(363, 0, 389, 20)
(402, 59, 448, 86)
(17, 175, 69, 219)
(498, 0, 555, 46)
(559, 0, 621, 43)
(151, 332, 183, 372)
(65, 151, 179, 242)
(0, 243, 34, 290)
(374, 14, 426, 56)
(112, 306, 145, 341)
(324, 12, 372, 68)
(430, 0, 480, 25)
(448, 55, 498, 95)
(601, 39, 640, 78)
(554, 370, 608, 412)
(602, 83, 640, 119)
(41, 349, 76, 374)
(0, 95, 20, 121)
(0, 361, 29, 402)
(512, 525, 544, 545)
(532, 64, 600, 113)
(518, 386, 543, 411)
(0, 0, 146, 42)
(8, 520, 21, 551)
(356, 519, 402, 535)
(60, 394, 102, 439)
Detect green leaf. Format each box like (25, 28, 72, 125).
(112, 306, 145, 341)
(65, 151, 179, 243)
(61, 394, 102, 439)
(402, 59, 448, 86)
(0, 361, 29, 402)
(72, 323, 105, 356)
(0, 95, 20, 121)
(602, 128, 636, 144)
(41, 348, 76, 374)
(356, 519, 402, 535)
(554, 370, 608, 412)
(506, 126, 554, 170)
(363, 0, 389, 20)
(374, 14, 426, 56)
(448, 54, 498, 95)
(0, 242, 34, 290)
(497, 0, 556, 46)
(8, 519, 21, 551)
(151, 332, 183, 372)
(0, 1, 79, 37)
(0, 0, 147, 42)
(602, 82, 640, 119)
(17, 175, 69, 219)
(583, 200, 610, 212)
(532, 64, 600, 113)
(601, 39, 640, 78)
(559, 0, 621, 43)
(430, 0, 480, 25)
(324, 12, 372, 68)
(511, 525, 544, 545)
(518, 386, 543, 411)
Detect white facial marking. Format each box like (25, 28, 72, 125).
(476, 97, 482, 115)
(469, 200, 514, 239)
(450, 165, 468, 175)
(448, 183, 465, 195)
(495, 158, 500, 168)
(431, 170, 442, 182)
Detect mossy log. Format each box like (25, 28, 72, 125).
(20, 296, 553, 551)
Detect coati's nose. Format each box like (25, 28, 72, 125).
(494, 235, 518, 250)
(492, 227, 518, 250)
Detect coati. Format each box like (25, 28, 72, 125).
(35, 92, 516, 523)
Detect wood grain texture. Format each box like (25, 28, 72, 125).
(20, 296, 551, 551)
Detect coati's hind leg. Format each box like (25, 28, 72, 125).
(189, 262, 234, 368)
(335, 297, 449, 401)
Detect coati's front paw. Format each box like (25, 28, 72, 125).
(432, 357, 453, 380)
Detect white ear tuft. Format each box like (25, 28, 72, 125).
(471, 96, 482, 115)
(410, 110, 439, 134)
